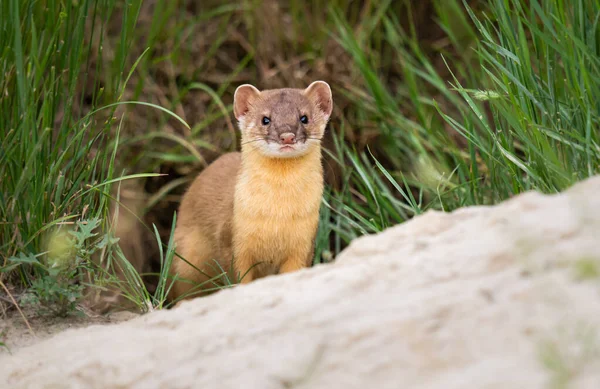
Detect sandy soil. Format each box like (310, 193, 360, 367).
(0, 306, 139, 353)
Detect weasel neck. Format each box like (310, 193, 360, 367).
(239, 145, 322, 179)
(234, 144, 324, 219)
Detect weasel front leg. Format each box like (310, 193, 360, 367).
(279, 257, 306, 274)
(279, 249, 313, 275)
(279, 230, 317, 275)
(234, 250, 255, 284)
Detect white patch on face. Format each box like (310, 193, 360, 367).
(254, 138, 320, 159)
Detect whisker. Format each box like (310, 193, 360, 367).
(241, 136, 321, 147)
(241, 138, 266, 146)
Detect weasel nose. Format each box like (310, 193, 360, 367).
(280, 132, 296, 145)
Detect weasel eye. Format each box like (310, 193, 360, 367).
(262, 117, 271, 125)
(300, 115, 309, 124)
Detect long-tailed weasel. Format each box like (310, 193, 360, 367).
(168, 81, 333, 300)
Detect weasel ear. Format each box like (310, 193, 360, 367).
(304, 81, 333, 121)
(233, 84, 261, 120)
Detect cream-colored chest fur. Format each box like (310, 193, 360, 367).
(232, 149, 323, 263)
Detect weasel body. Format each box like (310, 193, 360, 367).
(169, 81, 333, 300)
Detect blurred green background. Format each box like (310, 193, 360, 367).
(1, 0, 599, 313)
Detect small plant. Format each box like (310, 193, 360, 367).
(8, 219, 105, 317)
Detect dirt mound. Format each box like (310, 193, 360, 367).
(2, 176, 600, 389)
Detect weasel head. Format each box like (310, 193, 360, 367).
(233, 81, 333, 159)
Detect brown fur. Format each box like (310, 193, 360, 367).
(169, 81, 333, 301)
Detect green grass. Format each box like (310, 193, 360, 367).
(314, 0, 600, 258)
(1, 0, 599, 316)
(0, 0, 184, 315)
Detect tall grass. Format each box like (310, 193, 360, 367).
(0, 0, 185, 314)
(0, 0, 117, 270)
(315, 0, 600, 257)
(1, 0, 598, 314)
